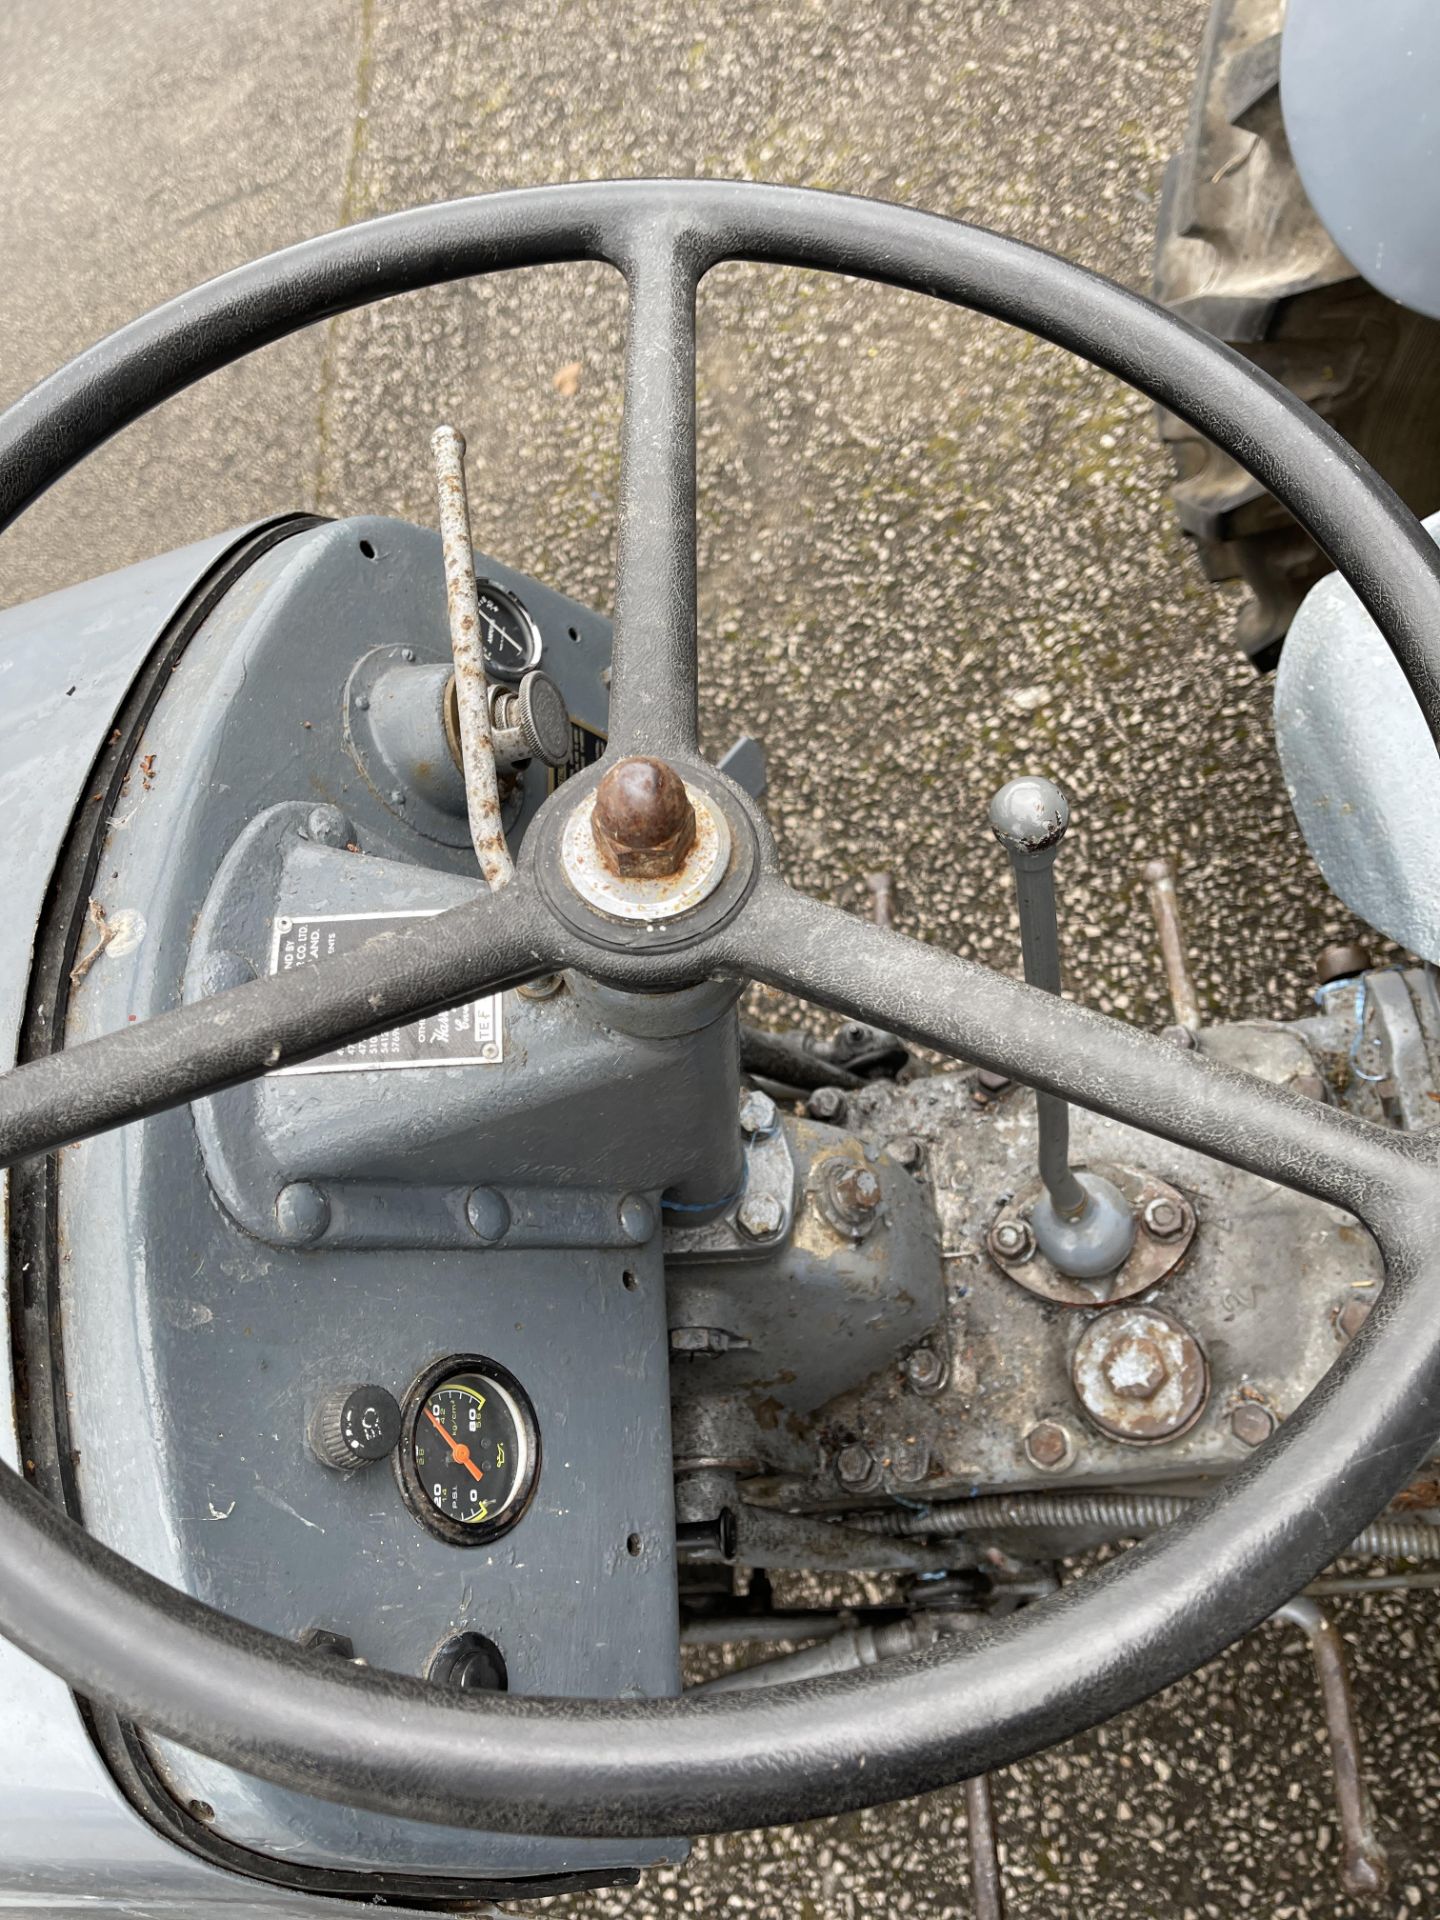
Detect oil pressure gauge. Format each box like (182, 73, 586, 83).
(397, 1356, 540, 1546)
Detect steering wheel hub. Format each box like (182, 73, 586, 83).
(561, 767, 733, 922)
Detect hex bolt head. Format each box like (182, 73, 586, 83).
(274, 1181, 330, 1245)
(1336, 1295, 1373, 1342)
(465, 1186, 510, 1245)
(989, 1217, 1035, 1263)
(826, 1161, 883, 1228)
(1102, 1334, 1170, 1403)
(806, 1086, 848, 1123)
(618, 1193, 657, 1244)
(887, 1135, 924, 1170)
(590, 756, 697, 878)
(976, 1068, 1013, 1094)
(1230, 1401, 1276, 1448)
(1024, 1421, 1072, 1471)
(1142, 1195, 1187, 1241)
(739, 1089, 778, 1138)
(737, 1192, 785, 1241)
(835, 1443, 879, 1491)
(904, 1347, 946, 1395)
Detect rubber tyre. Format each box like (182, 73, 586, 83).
(1154, 0, 1440, 671)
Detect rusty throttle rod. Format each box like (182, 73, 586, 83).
(1142, 855, 1201, 1030)
(989, 777, 1135, 1280)
(1273, 1599, 1389, 1900)
(431, 423, 515, 891)
(964, 1773, 1006, 1920)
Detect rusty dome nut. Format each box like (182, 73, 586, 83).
(1024, 1421, 1073, 1472)
(590, 755, 697, 878)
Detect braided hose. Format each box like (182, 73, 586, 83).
(848, 1492, 1440, 1561)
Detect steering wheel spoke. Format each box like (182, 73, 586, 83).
(605, 223, 702, 758)
(0, 879, 557, 1167)
(734, 878, 1430, 1236)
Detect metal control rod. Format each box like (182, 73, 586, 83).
(1274, 1600, 1388, 1899)
(989, 778, 1087, 1218)
(989, 777, 1134, 1280)
(432, 424, 515, 891)
(1142, 855, 1202, 1029)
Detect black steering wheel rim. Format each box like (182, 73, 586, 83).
(2, 178, 1440, 1843)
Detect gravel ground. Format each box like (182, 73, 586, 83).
(3, 1, 1437, 1915)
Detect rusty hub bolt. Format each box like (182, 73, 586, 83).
(1230, 1400, 1276, 1448)
(1024, 1421, 1072, 1472)
(825, 1160, 883, 1229)
(1142, 1195, 1187, 1241)
(1072, 1305, 1209, 1444)
(904, 1347, 947, 1395)
(835, 1443, 879, 1491)
(1335, 1295, 1373, 1343)
(989, 1217, 1035, 1263)
(1102, 1334, 1170, 1403)
(590, 755, 697, 878)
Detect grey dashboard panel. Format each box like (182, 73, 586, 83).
(7, 514, 689, 1894)
(1274, 511, 1440, 963)
(1282, 0, 1440, 320)
(53, 516, 683, 1878)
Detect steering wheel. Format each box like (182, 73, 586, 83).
(3, 180, 1440, 1842)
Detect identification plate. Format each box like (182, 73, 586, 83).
(269, 910, 503, 1075)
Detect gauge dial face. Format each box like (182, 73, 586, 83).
(475, 581, 542, 682)
(399, 1357, 540, 1545)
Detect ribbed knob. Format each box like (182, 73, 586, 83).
(309, 1385, 402, 1472)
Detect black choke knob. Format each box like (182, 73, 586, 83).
(309, 1384, 401, 1472)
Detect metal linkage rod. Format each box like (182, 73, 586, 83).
(1142, 855, 1202, 1030)
(965, 1773, 1006, 1920)
(989, 777, 1134, 1279)
(431, 423, 515, 891)
(1273, 1600, 1388, 1899)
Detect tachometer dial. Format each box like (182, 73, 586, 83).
(397, 1356, 540, 1545)
(475, 580, 542, 682)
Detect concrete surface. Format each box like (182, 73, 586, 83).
(2, 0, 1437, 1914)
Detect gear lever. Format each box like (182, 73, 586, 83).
(989, 777, 1134, 1281)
